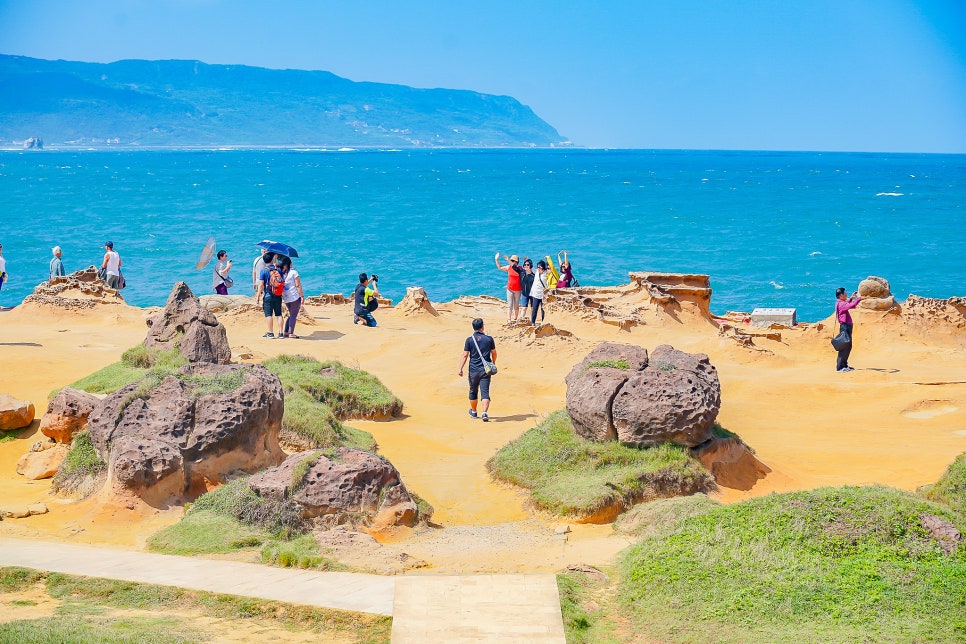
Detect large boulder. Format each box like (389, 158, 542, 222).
(145, 282, 231, 364)
(17, 441, 69, 480)
(0, 393, 35, 431)
(566, 343, 720, 448)
(86, 363, 285, 505)
(40, 387, 102, 443)
(249, 447, 420, 529)
(857, 275, 897, 311)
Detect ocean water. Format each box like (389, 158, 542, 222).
(1, 149, 963, 321)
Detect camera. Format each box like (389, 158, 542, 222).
(372, 274, 378, 283)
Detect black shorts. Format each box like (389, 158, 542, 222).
(263, 294, 283, 317)
(468, 371, 491, 401)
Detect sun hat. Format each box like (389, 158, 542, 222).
(509, 254, 519, 262)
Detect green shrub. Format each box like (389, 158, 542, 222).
(62, 343, 188, 397)
(260, 535, 345, 571)
(187, 477, 304, 535)
(0, 567, 45, 592)
(619, 485, 966, 642)
(487, 410, 714, 517)
(925, 451, 966, 515)
(50, 430, 106, 495)
(588, 358, 630, 370)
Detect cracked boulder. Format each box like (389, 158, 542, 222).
(566, 343, 720, 448)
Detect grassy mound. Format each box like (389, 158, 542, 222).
(613, 493, 719, 538)
(619, 485, 966, 642)
(64, 343, 188, 396)
(50, 429, 106, 496)
(924, 451, 966, 515)
(263, 355, 401, 451)
(486, 410, 714, 518)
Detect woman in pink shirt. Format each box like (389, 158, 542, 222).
(834, 287, 862, 372)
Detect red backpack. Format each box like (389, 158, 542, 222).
(269, 267, 285, 296)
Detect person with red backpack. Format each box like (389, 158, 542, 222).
(254, 255, 285, 338)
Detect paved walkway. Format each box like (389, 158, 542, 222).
(0, 537, 565, 642)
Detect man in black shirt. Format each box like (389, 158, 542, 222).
(458, 318, 497, 422)
(353, 272, 379, 326)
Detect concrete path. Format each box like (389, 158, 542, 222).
(0, 537, 566, 642)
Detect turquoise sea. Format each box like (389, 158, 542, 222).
(1, 149, 963, 321)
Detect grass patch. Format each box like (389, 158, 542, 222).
(588, 358, 630, 370)
(557, 570, 622, 644)
(147, 511, 270, 555)
(613, 493, 720, 538)
(180, 366, 250, 397)
(62, 342, 188, 397)
(50, 429, 106, 496)
(0, 567, 391, 643)
(1, 566, 45, 592)
(260, 535, 347, 571)
(925, 451, 966, 515)
(619, 485, 966, 643)
(262, 354, 396, 451)
(264, 354, 403, 419)
(486, 410, 714, 517)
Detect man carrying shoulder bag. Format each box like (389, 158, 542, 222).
(458, 318, 497, 422)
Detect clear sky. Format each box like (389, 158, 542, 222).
(1, 0, 964, 152)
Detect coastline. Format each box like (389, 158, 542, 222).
(0, 275, 964, 572)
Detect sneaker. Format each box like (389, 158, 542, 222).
(263, 332, 275, 338)
(468, 410, 478, 419)
(837, 367, 849, 372)
(845, 366, 855, 372)
(481, 413, 489, 422)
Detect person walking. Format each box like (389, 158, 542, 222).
(834, 287, 862, 372)
(279, 255, 305, 338)
(495, 253, 525, 322)
(458, 317, 497, 422)
(49, 246, 65, 281)
(529, 260, 549, 324)
(213, 250, 233, 295)
(101, 241, 122, 289)
(353, 273, 379, 327)
(255, 255, 285, 338)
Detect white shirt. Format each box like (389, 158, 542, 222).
(105, 250, 121, 276)
(0, 255, 6, 276)
(252, 256, 267, 288)
(530, 271, 547, 299)
(213, 260, 230, 289)
(282, 269, 301, 303)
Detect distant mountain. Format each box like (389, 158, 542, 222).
(0, 55, 569, 148)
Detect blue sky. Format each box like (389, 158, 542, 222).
(1, 0, 964, 152)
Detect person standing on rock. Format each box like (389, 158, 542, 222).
(529, 260, 549, 325)
(101, 241, 122, 289)
(834, 287, 862, 372)
(458, 318, 497, 422)
(495, 253, 525, 323)
(519, 258, 535, 322)
(49, 246, 65, 282)
(213, 250, 233, 295)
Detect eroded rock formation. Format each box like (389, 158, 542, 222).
(858, 275, 898, 311)
(40, 387, 101, 443)
(86, 363, 285, 505)
(396, 286, 439, 317)
(566, 343, 721, 448)
(23, 266, 124, 310)
(145, 282, 231, 364)
(248, 447, 422, 530)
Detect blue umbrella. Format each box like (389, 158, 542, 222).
(255, 240, 299, 258)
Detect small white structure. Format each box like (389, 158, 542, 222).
(751, 307, 797, 327)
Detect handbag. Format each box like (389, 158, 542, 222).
(471, 333, 498, 375)
(830, 330, 851, 352)
(117, 269, 126, 290)
(223, 274, 234, 288)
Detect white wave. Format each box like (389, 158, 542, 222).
(875, 192, 904, 197)
(809, 251, 822, 256)
(769, 281, 785, 289)
(338, 147, 356, 152)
